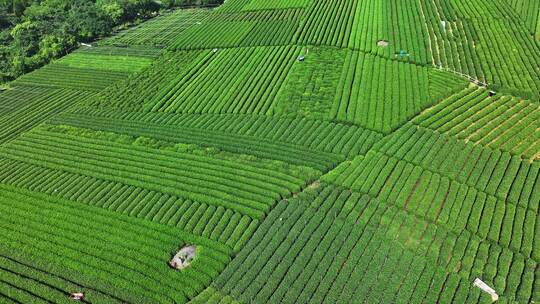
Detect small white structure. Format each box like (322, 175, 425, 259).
(473, 278, 498, 302)
(441, 21, 447, 32)
(169, 245, 197, 270)
(377, 40, 389, 47)
(69, 292, 85, 301)
(80, 43, 92, 47)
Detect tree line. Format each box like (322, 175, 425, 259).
(0, 0, 221, 83)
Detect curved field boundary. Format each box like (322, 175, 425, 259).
(50, 113, 341, 171)
(0, 128, 314, 218)
(0, 158, 258, 251)
(61, 108, 383, 159)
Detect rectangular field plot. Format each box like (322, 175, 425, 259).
(240, 9, 303, 46)
(0, 86, 51, 117)
(170, 21, 254, 50)
(270, 47, 347, 120)
(414, 86, 540, 161)
(323, 148, 539, 260)
(421, 0, 540, 99)
(347, 0, 432, 64)
(50, 113, 342, 171)
(101, 8, 213, 47)
(351, 123, 540, 212)
(94, 50, 208, 110)
(58, 108, 383, 159)
(11, 48, 155, 91)
(145, 46, 300, 115)
(295, 0, 358, 48)
(0, 88, 95, 144)
(295, 0, 431, 64)
(75, 45, 163, 58)
(0, 126, 319, 219)
(12, 64, 129, 91)
(330, 51, 466, 133)
(57, 53, 153, 73)
(170, 9, 303, 49)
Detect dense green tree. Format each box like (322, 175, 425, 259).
(65, 0, 112, 40)
(0, 0, 33, 16)
(10, 20, 40, 55)
(97, 0, 123, 23)
(0, 0, 219, 83)
(0, 0, 225, 82)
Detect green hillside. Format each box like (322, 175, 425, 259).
(0, 0, 539, 303)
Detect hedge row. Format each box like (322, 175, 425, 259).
(324, 149, 539, 260)
(0, 158, 257, 250)
(62, 107, 383, 158)
(371, 123, 540, 211)
(212, 185, 536, 303)
(0, 88, 95, 145)
(0, 128, 315, 218)
(413, 86, 540, 161)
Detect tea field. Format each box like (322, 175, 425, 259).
(0, 0, 539, 303)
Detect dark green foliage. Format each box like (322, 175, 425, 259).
(0, 0, 199, 82)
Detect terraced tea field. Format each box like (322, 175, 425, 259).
(0, 0, 539, 303)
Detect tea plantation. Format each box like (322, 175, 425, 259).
(0, 0, 539, 303)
